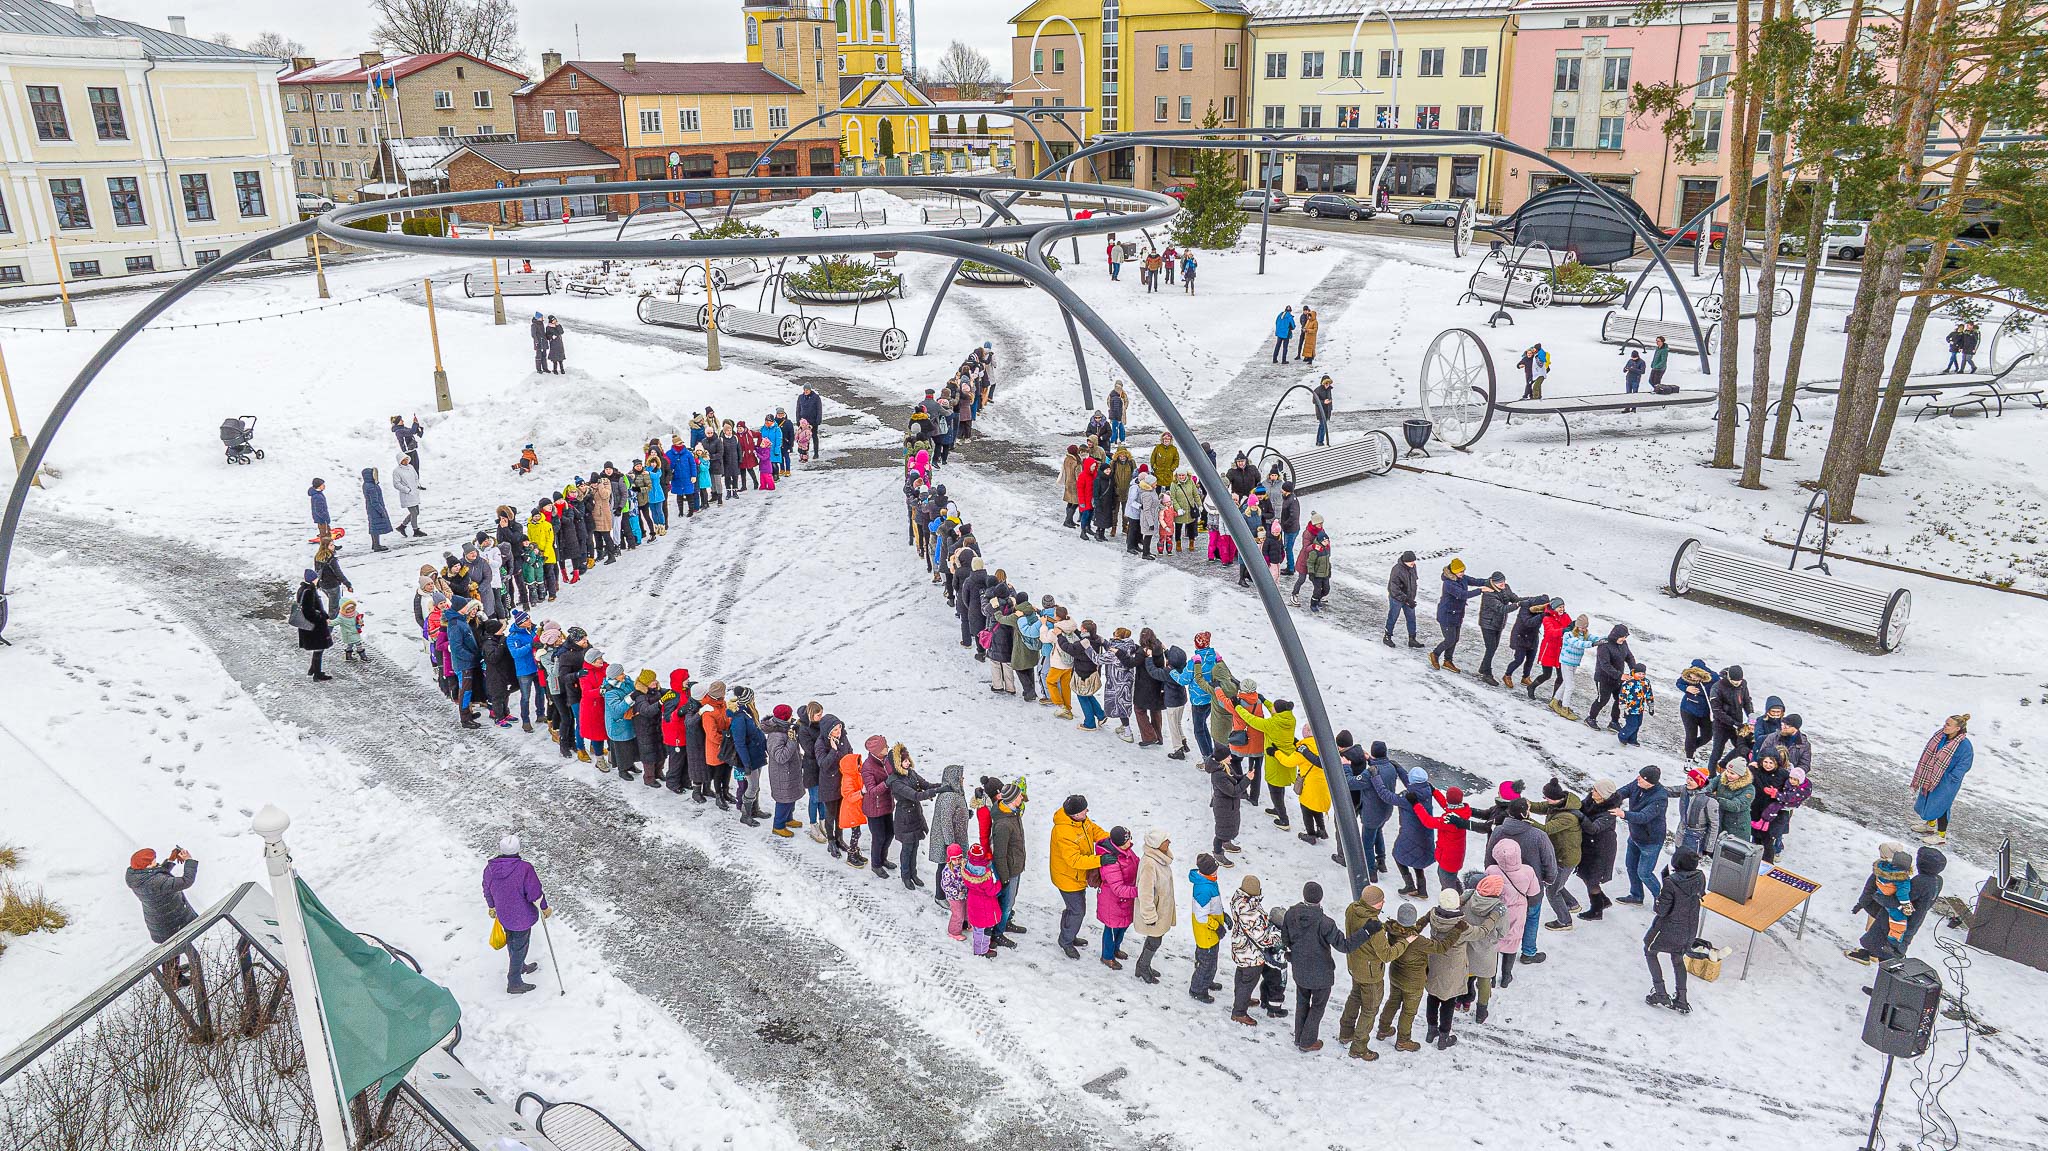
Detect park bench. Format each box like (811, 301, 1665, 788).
(1784, 356, 2035, 423)
(407, 1046, 567, 1150)
(635, 297, 708, 331)
(1495, 391, 1735, 445)
(464, 271, 552, 298)
(1600, 311, 1709, 356)
(805, 316, 907, 360)
(1915, 392, 1992, 421)
(1699, 289, 1793, 320)
(515, 1092, 649, 1151)
(921, 202, 984, 226)
(1459, 269, 1553, 322)
(812, 204, 889, 229)
(563, 281, 612, 298)
(715, 304, 804, 345)
(1263, 432, 1400, 492)
(1963, 354, 2042, 414)
(1669, 537, 1911, 652)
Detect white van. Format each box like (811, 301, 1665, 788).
(1781, 220, 1868, 260)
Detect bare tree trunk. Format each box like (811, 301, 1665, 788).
(1742, 11, 1792, 490)
(1711, 0, 1758, 469)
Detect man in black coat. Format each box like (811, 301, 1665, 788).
(1474, 573, 1520, 683)
(796, 387, 824, 455)
(1645, 848, 1705, 1013)
(1707, 665, 1755, 768)
(554, 629, 589, 759)
(1205, 749, 1253, 858)
(1281, 881, 1378, 1051)
(957, 559, 993, 654)
(1278, 483, 1303, 574)
(1383, 551, 1421, 648)
(1504, 596, 1553, 686)
(1585, 624, 1643, 731)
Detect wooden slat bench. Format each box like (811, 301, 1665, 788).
(1963, 354, 2041, 414)
(1272, 432, 1399, 492)
(812, 205, 889, 229)
(922, 202, 984, 226)
(1495, 391, 1734, 445)
(715, 305, 804, 345)
(515, 1092, 649, 1151)
(464, 271, 552, 298)
(1700, 287, 1794, 321)
(635, 297, 709, 331)
(1459, 271, 1553, 321)
(1600, 311, 1708, 356)
(1669, 537, 1911, 652)
(805, 317, 907, 360)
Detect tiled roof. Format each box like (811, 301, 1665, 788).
(450, 139, 620, 173)
(1248, 0, 1515, 19)
(0, 0, 271, 59)
(282, 51, 525, 85)
(567, 60, 802, 96)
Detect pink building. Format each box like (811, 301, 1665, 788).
(1501, 0, 1850, 228)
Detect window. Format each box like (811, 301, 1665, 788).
(1221, 95, 1236, 121)
(50, 179, 90, 229)
(1548, 116, 1577, 148)
(125, 255, 155, 273)
(641, 109, 662, 134)
(320, 127, 331, 144)
(0, 267, 20, 283)
(1339, 50, 1363, 78)
(1155, 96, 1169, 121)
(1457, 105, 1485, 132)
(433, 90, 454, 109)
(358, 127, 371, 143)
(180, 173, 214, 220)
(437, 125, 455, 137)
(1378, 49, 1401, 77)
(733, 107, 754, 130)
(28, 86, 68, 140)
(1691, 107, 1723, 151)
(1414, 105, 1440, 130)
(815, 26, 823, 48)
(69, 260, 102, 278)
(234, 171, 266, 217)
(1603, 56, 1631, 91)
(285, 93, 300, 111)
(1181, 44, 1194, 70)
(1564, 16, 1580, 26)
(768, 106, 788, 129)
(0, 192, 8, 233)
(1389, 155, 1439, 197)
(1451, 156, 1479, 199)
(1265, 52, 1286, 79)
(1032, 48, 1042, 73)
(1374, 104, 1399, 128)
(1302, 51, 1325, 79)
(1698, 54, 1730, 98)
(315, 93, 329, 110)
(1179, 96, 1193, 121)
(1418, 48, 1444, 77)
(1461, 47, 1488, 76)
(87, 87, 128, 140)
(543, 109, 557, 133)
(1337, 105, 1360, 128)
(477, 123, 493, 134)
(775, 25, 785, 48)
(1554, 57, 1581, 92)
(874, 54, 885, 71)
(1597, 115, 1625, 148)
(107, 177, 145, 226)
(565, 108, 580, 134)
(340, 162, 353, 177)
(195, 249, 221, 266)
(1223, 43, 1238, 69)
(1156, 44, 1169, 70)
(870, 0, 885, 35)
(1299, 105, 1323, 129)
(835, 0, 849, 33)
(310, 161, 322, 176)
(839, 54, 847, 71)
(351, 92, 363, 110)
(1262, 105, 1286, 129)
(474, 90, 493, 109)
(1588, 13, 1610, 26)
(679, 108, 701, 132)
(290, 127, 303, 144)
(1053, 49, 1065, 73)
(1757, 129, 1773, 154)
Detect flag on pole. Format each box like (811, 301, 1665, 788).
(295, 877, 461, 1101)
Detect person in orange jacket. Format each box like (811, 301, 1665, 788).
(701, 681, 733, 808)
(837, 752, 869, 868)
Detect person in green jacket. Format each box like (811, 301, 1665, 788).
(1529, 778, 1586, 929)
(1377, 901, 1463, 1051)
(1149, 433, 1180, 484)
(1194, 656, 1240, 760)
(1236, 692, 1302, 829)
(1649, 336, 1671, 390)
(1169, 472, 1202, 551)
(996, 601, 1042, 702)
(1708, 760, 1756, 843)
(1291, 514, 1333, 612)
(1338, 886, 1409, 1061)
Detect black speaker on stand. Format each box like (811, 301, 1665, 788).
(1857, 956, 1943, 1151)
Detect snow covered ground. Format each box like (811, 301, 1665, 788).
(3, 193, 2046, 1150)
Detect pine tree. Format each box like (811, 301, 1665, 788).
(935, 114, 950, 136)
(976, 114, 990, 137)
(879, 118, 896, 158)
(1167, 103, 1244, 250)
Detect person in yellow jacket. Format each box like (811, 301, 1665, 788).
(1292, 735, 1333, 845)
(1187, 852, 1226, 1002)
(1235, 696, 1301, 830)
(1050, 794, 1108, 958)
(525, 510, 558, 600)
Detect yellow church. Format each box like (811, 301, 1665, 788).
(744, 0, 935, 171)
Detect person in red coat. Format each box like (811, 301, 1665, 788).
(1076, 454, 1100, 537)
(660, 669, 692, 792)
(577, 653, 610, 760)
(1527, 601, 1574, 702)
(1412, 786, 1471, 894)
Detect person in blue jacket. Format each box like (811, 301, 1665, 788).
(505, 611, 540, 732)
(359, 468, 392, 552)
(1911, 715, 1972, 846)
(1173, 634, 1222, 760)
(1346, 737, 1405, 884)
(664, 438, 693, 518)
(308, 478, 330, 530)
(730, 687, 770, 827)
(1608, 766, 1670, 905)
(1272, 306, 1297, 364)
(601, 665, 639, 779)
(1392, 766, 1438, 899)
(1430, 558, 1487, 672)
(1675, 660, 1716, 760)
(446, 601, 484, 729)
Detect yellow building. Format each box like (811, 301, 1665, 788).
(745, 0, 937, 172)
(0, 2, 295, 288)
(1248, 0, 1517, 210)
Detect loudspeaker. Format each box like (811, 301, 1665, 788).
(1710, 835, 1763, 903)
(1862, 957, 1941, 1057)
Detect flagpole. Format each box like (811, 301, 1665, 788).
(253, 805, 352, 1151)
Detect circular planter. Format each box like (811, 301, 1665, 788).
(960, 265, 1027, 285)
(1550, 288, 1626, 307)
(783, 282, 899, 304)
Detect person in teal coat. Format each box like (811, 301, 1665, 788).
(601, 666, 639, 777)
(1911, 715, 1973, 846)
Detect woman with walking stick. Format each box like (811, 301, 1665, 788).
(482, 834, 553, 995)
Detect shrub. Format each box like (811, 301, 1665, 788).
(343, 214, 389, 234)
(399, 216, 447, 237)
(691, 217, 780, 240)
(0, 845, 18, 871)
(0, 882, 67, 936)
(785, 255, 900, 294)
(1547, 261, 1626, 295)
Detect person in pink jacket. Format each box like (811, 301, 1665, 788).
(1094, 826, 1141, 970)
(963, 843, 1004, 958)
(1485, 838, 1542, 989)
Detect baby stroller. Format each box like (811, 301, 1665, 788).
(220, 416, 264, 464)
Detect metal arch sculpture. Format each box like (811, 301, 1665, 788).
(1318, 2, 1402, 205)
(0, 173, 1380, 902)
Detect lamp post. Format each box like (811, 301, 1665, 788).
(488, 225, 506, 325)
(251, 805, 351, 1151)
(423, 278, 452, 411)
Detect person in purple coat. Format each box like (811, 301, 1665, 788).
(482, 834, 550, 994)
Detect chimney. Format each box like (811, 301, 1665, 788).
(359, 51, 385, 70)
(74, 0, 98, 23)
(167, 14, 187, 35)
(542, 50, 563, 77)
(622, 52, 637, 73)
(290, 55, 316, 74)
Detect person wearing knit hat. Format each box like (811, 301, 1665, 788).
(962, 843, 1003, 958)
(1611, 766, 1670, 908)
(1430, 557, 1488, 672)
(482, 834, 550, 994)
(1645, 846, 1705, 1013)
(635, 669, 657, 689)
(1337, 878, 1405, 1059)
(126, 844, 201, 981)
(1051, 794, 1108, 957)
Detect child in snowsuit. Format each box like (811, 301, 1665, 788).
(940, 843, 969, 940)
(513, 445, 539, 474)
(964, 844, 1003, 957)
(1259, 906, 1291, 1017)
(336, 599, 367, 661)
(797, 420, 814, 462)
(1188, 855, 1226, 1000)
(1617, 669, 1655, 745)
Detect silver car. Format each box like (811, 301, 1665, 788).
(1236, 189, 1291, 212)
(1397, 200, 1465, 227)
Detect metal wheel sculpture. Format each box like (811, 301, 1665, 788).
(1454, 199, 1476, 259)
(1990, 311, 2045, 373)
(1879, 590, 1912, 654)
(1419, 327, 1497, 449)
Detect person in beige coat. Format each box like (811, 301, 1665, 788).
(1132, 829, 1177, 985)
(590, 476, 615, 535)
(1298, 305, 1320, 365)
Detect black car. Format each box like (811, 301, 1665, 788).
(1301, 194, 1371, 221)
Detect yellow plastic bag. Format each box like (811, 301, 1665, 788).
(489, 917, 507, 951)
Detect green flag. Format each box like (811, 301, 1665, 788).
(296, 877, 462, 1101)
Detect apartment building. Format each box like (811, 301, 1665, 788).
(279, 51, 527, 205)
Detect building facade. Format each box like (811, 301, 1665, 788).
(1008, 0, 1251, 187)
(279, 51, 527, 205)
(748, 0, 946, 172)
(0, 0, 294, 288)
(1248, 0, 1517, 210)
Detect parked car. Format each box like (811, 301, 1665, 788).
(1674, 221, 1728, 249)
(1236, 189, 1291, 212)
(295, 192, 336, 214)
(1397, 200, 1466, 227)
(1903, 236, 1982, 269)
(1779, 220, 1869, 260)
(1301, 194, 1371, 221)
(1161, 184, 1193, 202)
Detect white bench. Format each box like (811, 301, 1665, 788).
(806, 317, 907, 360)
(564, 281, 612, 298)
(1497, 391, 1731, 445)
(1279, 432, 1399, 492)
(813, 205, 889, 229)
(515, 1092, 648, 1151)
(407, 1046, 566, 1150)
(1460, 271, 1552, 325)
(715, 305, 804, 345)
(1600, 311, 1708, 356)
(635, 297, 709, 331)
(1700, 287, 1794, 321)
(465, 271, 552, 298)
(1963, 354, 2042, 414)
(922, 202, 984, 226)
(1669, 537, 1911, 652)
